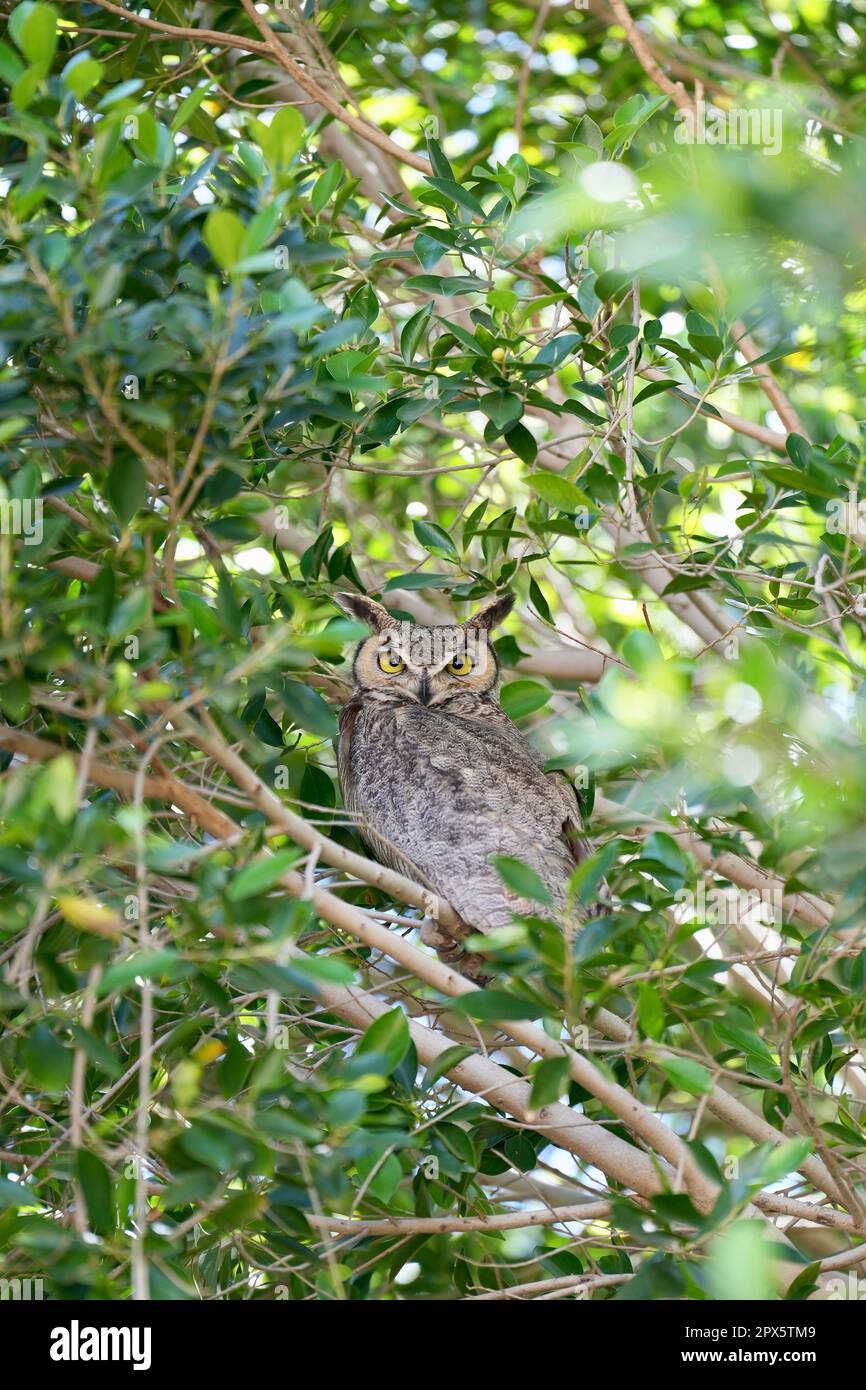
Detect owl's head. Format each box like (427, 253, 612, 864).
(335, 591, 515, 708)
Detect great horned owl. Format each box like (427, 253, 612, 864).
(334, 591, 593, 971)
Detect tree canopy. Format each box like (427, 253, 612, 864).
(1, 0, 865, 1302)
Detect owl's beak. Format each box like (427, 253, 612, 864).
(417, 672, 431, 705)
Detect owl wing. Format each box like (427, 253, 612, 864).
(481, 696, 593, 869)
(478, 702, 593, 866)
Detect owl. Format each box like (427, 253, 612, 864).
(334, 590, 594, 974)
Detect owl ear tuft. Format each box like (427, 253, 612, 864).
(462, 591, 516, 631)
(334, 592, 398, 632)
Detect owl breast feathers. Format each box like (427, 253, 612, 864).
(334, 591, 592, 956)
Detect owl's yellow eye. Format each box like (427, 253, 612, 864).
(377, 650, 405, 674)
(447, 655, 473, 676)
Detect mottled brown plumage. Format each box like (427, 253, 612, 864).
(334, 591, 593, 971)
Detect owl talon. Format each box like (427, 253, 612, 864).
(452, 951, 494, 985)
(420, 918, 455, 952)
(418, 920, 494, 983)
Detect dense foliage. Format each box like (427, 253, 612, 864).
(1, 0, 865, 1301)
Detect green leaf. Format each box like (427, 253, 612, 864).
(400, 303, 433, 364)
(479, 391, 523, 429)
(289, 954, 355, 985)
(610, 324, 639, 349)
(280, 679, 338, 738)
(762, 1137, 813, 1183)
(594, 269, 628, 302)
(97, 949, 184, 997)
(576, 114, 603, 154)
(66, 1023, 123, 1080)
(504, 420, 537, 465)
(383, 572, 453, 591)
(0, 1176, 34, 1210)
(528, 575, 551, 623)
(530, 1056, 569, 1109)
(95, 77, 143, 110)
(488, 288, 519, 315)
(634, 379, 676, 405)
(12, 64, 41, 108)
(404, 274, 486, 295)
(621, 629, 662, 672)
(61, 52, 102, 98)
(0, 39, 25, 84)
(786, 432, 811, 469)
(708, 1220, 776, 1301)
(450, 989, 542, 1022)
(217, 569, 244, 639)
(715, 1022, 781, 1080)
(106, 458, 147, 526)
(228, 849, 302, 901)
(660, 573, 715, 596)
(491, 854, 553, 904)
(637, 982, 665, 1041)
(203, 209, 246, 271)
(170, 81, 212, 135)
(659, 1057, 713, 1096)
(311, 159, 343, 215)
(421, 1044, 473, 1091)
(43, 753, 78, 823)
(179, 1118, 256, 1172)
(500, 679, 551, 720)
(785, 1262, 820, 1301)
(210, 1191, 265, 1232)
(252, 706, 284, 748)
(688, 331, 723, 362)
(640, 831, 688, 889)
(10, 2, 57, 70)
(253, 106, 306, 168)
(412, 518, 457, 557)
(0, 677, 31, 721)
(360, 1151, 403, 1203)
(0, 416, 28, 444)
(0, 981, 27, 1016)
(108, 587, 151, 639)
(529, 471, 587, 511)
(413, 229, 454, 270)
(356, 1007, 410, 1076)
(613, 1257, 685, 1301)
(76, 1150, 114, 1236)
(21, 1023, 72, 1094)
(178, 591, 220, 642)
